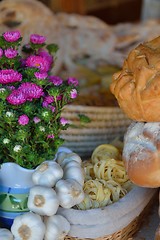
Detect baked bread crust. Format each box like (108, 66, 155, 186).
(110, 36, 160, 122)
(123, 121, 160, 187)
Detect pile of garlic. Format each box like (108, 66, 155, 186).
(0, 148, 85, 240)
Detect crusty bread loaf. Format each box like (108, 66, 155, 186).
(123, 121, 160, 187)
(110, 36, 160, 122)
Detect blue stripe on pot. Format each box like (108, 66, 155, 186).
(0, 185, 30, 194)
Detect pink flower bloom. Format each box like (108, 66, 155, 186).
(49, 76, 63, 86)
(38, 49, 53, 66)
(30, 34, 46, 44)
(7, 90, 26, 105)
(4, 48, 18, 59)
(3, 30, 21, 42)
(68, 77, 79, 86)
(18, 114, 29, 125)
(57, 95, 62, 101)
(47, 134, 54, 139)
(70, 89, 78, 99)
(0, 69, 22, 84)
(19, 82, 44, 101)
(44, 95, 54, 104)
(33, 117, 41, 123)
(34, 72, 48, 79)
(25, 55, 50, 72)
(0, 48, 3, 57)
(60, 117, 69, 126)
(50, 106, 55, 112)
(42, 101, 48, 108)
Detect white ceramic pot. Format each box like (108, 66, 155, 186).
(0, 162, 34, 229)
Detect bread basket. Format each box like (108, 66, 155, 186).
(58, 187, 157, 240)
(61, 105, 132, 158)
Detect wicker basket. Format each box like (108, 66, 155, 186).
(61, 105, 132, 158)
(58, 187, 158, 240)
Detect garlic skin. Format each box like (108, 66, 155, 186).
(32, 161, 63, 187)
(28, 185, 59, 216)
(11, 212, 45, 240)
(63, 160, 81, 170)
(45, 214, 70, 240)
(0, 228, 13, 240)
(55, 179, 85, 208)
(60, 153, 82, 168)
(63, 164, 85, 186)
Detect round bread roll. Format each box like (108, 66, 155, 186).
(110, 36, 160, 122)
(0, 0, 63, 73)
(123, 121, 160, 187)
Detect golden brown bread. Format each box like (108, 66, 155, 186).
(123, 121, 160, 187)
(110, 36, 160, 122)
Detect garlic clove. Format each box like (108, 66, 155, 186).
(11, 212, 45, 240)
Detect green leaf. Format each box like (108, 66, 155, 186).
(47, 43, 59, 54)
(78, 114, 91, 123)
(9, 195, 22, 210)
(0, 193, 7, 204)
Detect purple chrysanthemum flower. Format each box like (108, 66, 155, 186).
(49, 76, 63, 86)
(0, 69, 22, 84)
(68, 77, 79, 86)
(18, 114, 29, 125)
(47, 134, 54, 139)
(50, 106, 55, 112)
(30, 34, 46, 44)
(7, 90, 26, 105)
(70, 89, 78, 99)
(33, 117, 41, 123)
(60, 117, 69, 126)
(42, 101, 49, 108)
(0, 48, 3, 58)
(57, 95, 62, 101)
(4, 48, 18, 59)
(3, 30, 21, 42)
(38, 49, 53, 66)
(25, 55, 51, 72)
(44, 95, 54, 104)
(34, 72, 48, 79)
(19, 82, 44, 101)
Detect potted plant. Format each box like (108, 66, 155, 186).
(0, 30, 79, 228)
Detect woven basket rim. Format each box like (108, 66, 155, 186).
(65, 104, 122, 112)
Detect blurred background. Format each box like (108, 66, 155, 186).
(38, 0, 143, 24)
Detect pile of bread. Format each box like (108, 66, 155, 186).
(110, 36, 160, 188)
(110, 34, 160, 240)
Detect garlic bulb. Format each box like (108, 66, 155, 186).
(55, 179, 85, 208)
(63, 160, 81, 171)
(45, 214, 70, 240)
(0, 228, 13, 240)
(63, 165, 85, 186)
(56, 152, 68, 165)
(32, 161, 63, 187)
(60, 152, 82, 168)
(28, 185, 59, 216)
(11, 212, 45, 240)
